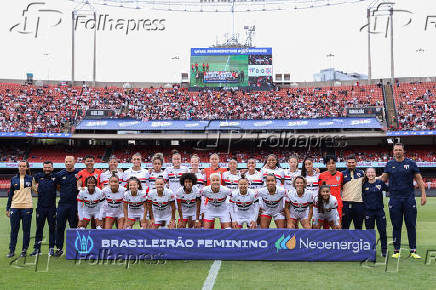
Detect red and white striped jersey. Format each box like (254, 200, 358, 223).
(163, 166, 189, 193)
(260, 167, 285, 185)
(286, 189, 313, 212)
(201, 185, 232, 215)
(99, 169, 123, 188)
(122, 168, 148, 189)
(283, 169, 301, 190)
(245, 170, 264, 189)
(222, 171, 241, 190)
(146, 170, 165, 190)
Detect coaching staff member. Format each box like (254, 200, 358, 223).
(53, 156, 80, 257)
(380, 143, 426, 259)
(341, 155, 365, 229)
(6, 160, 36, 258)
(30, 161, 57, 257)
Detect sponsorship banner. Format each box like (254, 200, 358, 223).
(203, 71, 241, 83)
(387, 130, 436, 136)
(76, 117, 382, 131)
(2, 161, 436, 169)
(66, 229, 376, 261)
(85, 109, 116, 119)
(346, 107, 384, 119)
(248, 65, 273, 77)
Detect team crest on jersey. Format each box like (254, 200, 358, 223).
(336, 176, 340, 181)
(404, 165, 409, 169)
(365, 187, 369, 190)
(357, 173, 361, 177)
(52, 177, 56, 181)
(376, 185, 381, 190)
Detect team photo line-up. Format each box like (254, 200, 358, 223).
(5, 143, 427, 259)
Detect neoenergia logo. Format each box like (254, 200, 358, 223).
(275, 234, 296, 252)
(75, 231, 94, 254)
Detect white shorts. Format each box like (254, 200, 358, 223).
(236, 218, 255, 227)
(313, 211, 339, 226)
(105, 206, 124, 219)
(154, 217, 171, 226)
(204, 211, 231, 223)
(127, 211, 144, 221)
(261, 209, 285, 220)
(82, 207, 104, 220)
(290, 208, 310, 221)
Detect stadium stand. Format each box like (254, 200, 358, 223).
(394, 82, 436, 131)
(0, 82, 385, 133)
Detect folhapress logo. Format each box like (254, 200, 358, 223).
(10, 2, 63, 38)
(75, 231, 94, 254)
(275, 234, 296, 252)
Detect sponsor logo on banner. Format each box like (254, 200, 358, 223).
(248, 65, 273, 77)
(288, 121, 309, 127)
(275, 234, 296, 251)
(118, 121, 140, 127)
(75, 231, 94, 254)
(185, 123, 200, 128)
(220, 121, 240, 127)
(351, 119, 371, 125)
(254, 120, 273, 127)
(151, 121, 172, 127)
(85, 121, 108, 127)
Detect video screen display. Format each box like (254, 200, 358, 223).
(190, 48, 273, 88)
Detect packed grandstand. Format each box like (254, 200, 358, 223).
(0, 81, 434, 133)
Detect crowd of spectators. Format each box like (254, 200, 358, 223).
(0, 81, 434, 132)
(0, 82, 384, 133)
(394, 82, 436, 131)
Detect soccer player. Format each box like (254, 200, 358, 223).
(77, 176, 105, 229)
(77, 155, 101, 189)
(318, 155, 343, 228)
(301, 156, 319, 199)
(190, 154, 205, 189)
(6, 160, 36, 258)
(245, 157, 263, 190)
(103, 174, 126, 229)
(31, 161, 56, 257)
(201, 173, 232, 229)
(163, 150, 189, 194)
(284, 155, 301, 191)
(260, 154, 284, 185)
(284, 176, 313, 229)
(380, 143, 427, 259)
(222, 158, 241, 190)
(122, 152, 148, 189)
(147, 153, 165, 190)
(147, 177, 176, 229)
(123, 177, 148, 229)
(312, 185, 341, 230)
(230, 175, 259, 229)
(53, 156, 80, 257)
(362, 168, 388, 257)
(176, 173, 201, 228)
(99, 156, 123, 188)
(204, 153, 227, 185)
(341, 154, 365, 230)
(257, 173, 286, 229)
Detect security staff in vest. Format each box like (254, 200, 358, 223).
(341, 155, 365, 229)
(30, 161, 57, 257)
(53, 156, 80, 257)
(5, 160, 37, 258)
(380, 143, 427, 259)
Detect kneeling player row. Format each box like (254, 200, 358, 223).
(77, 173, 340, 230)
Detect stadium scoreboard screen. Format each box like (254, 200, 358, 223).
(190, 47, 273, 89)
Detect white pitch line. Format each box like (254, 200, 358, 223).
(202, 260, 222, 290)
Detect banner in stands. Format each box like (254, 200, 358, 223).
(2, 161, 436, 169)
(66, 229, 376, 261)
(0, 132, 72, 138)
(76, 118, 382, 131)
(191, 48, 272, 56)
(387, 130, 436, 136)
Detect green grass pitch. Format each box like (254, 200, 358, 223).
(0, 197, 435, 289)
(190, 55, 249, 88)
